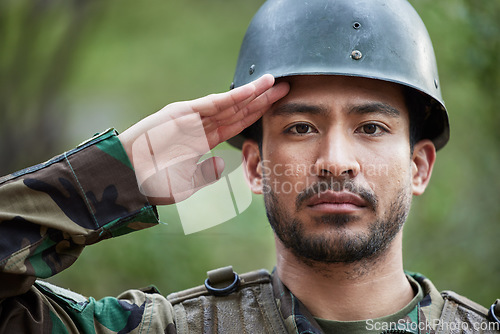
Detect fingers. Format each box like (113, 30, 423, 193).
(211, 81, 290, 144)
(219, 74, 276, 113)
(145, 156, 224, 206)
(232, 80, 290, 127)
(170, 156, 225, 202)
(190, 74, 275, 117)
(193, 156, 225, 189)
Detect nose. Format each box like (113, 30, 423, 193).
(314, 132, 360, 179)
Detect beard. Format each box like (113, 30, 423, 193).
(263, 178, 411, 265)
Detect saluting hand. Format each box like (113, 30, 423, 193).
(118, 74, 289, 205)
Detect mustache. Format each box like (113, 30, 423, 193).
(295, 180, 378, 211)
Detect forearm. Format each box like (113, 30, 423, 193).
(0, 129, 160, 297)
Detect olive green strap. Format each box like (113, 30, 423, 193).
(168, 268, 288, 333)
(438, 291, 499, 333)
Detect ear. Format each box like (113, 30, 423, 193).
(241, 139, 264, 194)
(411, 139, 436, 196)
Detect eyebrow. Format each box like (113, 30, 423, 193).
(349, 103, 401, 118)
(270, 103, 329, 117)
(269, 102, 402, 119)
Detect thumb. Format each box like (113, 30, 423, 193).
(193, 156, 225, 189)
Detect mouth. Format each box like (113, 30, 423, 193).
(305, 191, 368, 214)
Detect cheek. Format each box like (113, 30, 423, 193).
(263, 151, 315, 196)
(360, 146, 412, 194)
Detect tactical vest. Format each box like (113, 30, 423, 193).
(167, 267, 288, 333)
(166, 267, 500, 334)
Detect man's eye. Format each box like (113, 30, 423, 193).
(286, 123, 316, 134)
(357, 123, 387, 135)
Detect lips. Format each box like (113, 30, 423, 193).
(305, 191, 368, 213)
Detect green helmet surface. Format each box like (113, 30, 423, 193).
(229, 0, 449, 150)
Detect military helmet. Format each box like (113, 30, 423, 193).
(228, 0, 449, 150)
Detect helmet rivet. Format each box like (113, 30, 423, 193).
(249, 64, 256, 75)
(351, 50, 363, 60)
(434, 79, 439, 88)
(230, 82, 235, 90)
(353, 22, 361, 29)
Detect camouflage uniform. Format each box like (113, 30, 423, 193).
(0, 130, 498, 333)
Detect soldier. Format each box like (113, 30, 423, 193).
(0, 0, 499, 333)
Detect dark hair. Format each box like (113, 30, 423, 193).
(404, 87, 426, 153)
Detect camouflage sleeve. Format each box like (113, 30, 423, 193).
(0, 280, 176, 333)
(0, 128, 160, 298)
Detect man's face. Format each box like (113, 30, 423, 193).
(247, 75, 416, 264)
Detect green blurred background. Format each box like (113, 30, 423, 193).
(1, 0, 499, 307)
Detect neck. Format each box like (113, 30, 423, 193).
(275, 233, 414, 321)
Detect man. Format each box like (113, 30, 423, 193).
(0, 0, 498, 333)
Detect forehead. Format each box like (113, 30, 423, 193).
(268, 75, 408, 117)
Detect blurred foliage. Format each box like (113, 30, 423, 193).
(404, 0, 500, 306)
(0, 0, 104, 174)
(0, 0, 498, 307)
